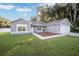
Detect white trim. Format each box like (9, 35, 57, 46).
(16, 24, 27, 32)
(33, 26, 43, 33)
(37, 26, 43, 32)
(32, 33, 66, 40)
(57, 24, 59, 33)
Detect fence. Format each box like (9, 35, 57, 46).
(0, 28, 11, 32)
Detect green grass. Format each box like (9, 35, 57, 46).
(0, 32, 79, 56)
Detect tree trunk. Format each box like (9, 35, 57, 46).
(66, 7, 73, 24)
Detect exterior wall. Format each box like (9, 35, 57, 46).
(46, 25, 60, 33)
(11, 18, 71, 34)
(60, 18, 71, 25)
(11, 20, 32, 34)
(60, 25, 70, 34)
(11, 23, 16, 32)
(33, 26, 43, 33)
(46, 24, 70, 34)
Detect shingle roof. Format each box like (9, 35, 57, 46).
(11, 18, 71, 26)
(48, 18, 70, 25)
(47, 19, 63, 25)
(11, 18, 27, 23)
(29, 18, 71, 26)
(28, 21, 47, 26)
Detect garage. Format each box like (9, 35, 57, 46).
(60, 25, 70, 34)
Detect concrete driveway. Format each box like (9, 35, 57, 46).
(68, 32, 79, 36)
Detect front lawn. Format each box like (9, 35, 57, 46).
(0, 32, 79, 56)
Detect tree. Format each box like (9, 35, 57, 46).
(66, 3, 79, 27)
(65, 3, 79, 32)
(31, 16, 37, 21)
(37, 3, 79, 27)
(37, 5, 53, 22)
(0, 16, 11, 28)
(37, 3, 69, 22)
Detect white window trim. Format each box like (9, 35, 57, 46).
(36, 26, 43, 32)
(16, 24, 27, 32)
(37, 26, 41, 30)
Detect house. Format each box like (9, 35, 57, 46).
(11, 18, 71, 34)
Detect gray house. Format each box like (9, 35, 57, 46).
(11, 18, 71, 34)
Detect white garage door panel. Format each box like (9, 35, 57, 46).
(60, 25, 70, 33)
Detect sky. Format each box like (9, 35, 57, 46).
(0, 3, 55, 21)
(0, 3, 41, 21)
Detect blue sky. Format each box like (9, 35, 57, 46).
(0, 3, 55, 21)
(0, 3, 41, 21)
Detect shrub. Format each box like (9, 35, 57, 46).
(71, 26, 79, 33)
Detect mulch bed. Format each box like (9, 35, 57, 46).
(37, 32, 58, 37)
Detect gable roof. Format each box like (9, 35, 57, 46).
(29, 21, 47, 26)
(11, 18, 71, 26)
(11, 18, 27, 23)
(47, 18, 71, 25)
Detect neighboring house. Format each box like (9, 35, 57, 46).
(11, 18, 71, 34)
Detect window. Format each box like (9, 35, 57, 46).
(31, 25, 33, 28)
(18, 26, 26, 32)
(38, 26, 41, 30)
(43, 26, 46, 31)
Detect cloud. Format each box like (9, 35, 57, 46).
(0, 4, 32, 12)
(23, 13, 27, 16)
(39, 3, 44, 6)
(16, 7, 32, 12)
(0, 4, 15, 10)
(46, 3, 55, 6)
(39, 3, 55, 7)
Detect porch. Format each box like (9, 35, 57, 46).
(32, 25, 47, 33)
(32, 32, 65, 40)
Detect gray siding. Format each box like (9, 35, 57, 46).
(46, 25, 60, 33)
(11, 19, 31, 32)
(60, 18, 71, 25)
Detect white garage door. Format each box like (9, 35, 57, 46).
(60, 25, 70, 33)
